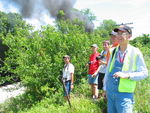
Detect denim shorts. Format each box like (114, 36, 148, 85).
(88, 74, 99, 84)
(64, 80, 71, 96)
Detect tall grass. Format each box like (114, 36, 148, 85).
(134, 55, 150, 113)
(0, 77, 106, 113)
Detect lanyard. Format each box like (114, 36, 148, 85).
(118, 51, 126, 63)
(64, 64, 69, 70)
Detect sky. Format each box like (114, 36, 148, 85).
(74, 0, 150, 38)
(0, 0, 150, 38)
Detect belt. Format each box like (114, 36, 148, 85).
(62, 78, 71, 83)
(62, 78, 67, 81)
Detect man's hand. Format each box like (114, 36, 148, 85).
(102, 91, 107, 101)
(102, 91, 106, 97)
(71, 84, 74, 89)
(113, 72, 130, 79)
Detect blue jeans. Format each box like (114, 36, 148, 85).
(107, 91, 134, 113)
(64, 80, 71, 96)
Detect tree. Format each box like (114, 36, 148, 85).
(95, 19, 116, 38)
(130, 34, 150, 55)
(0, 11, 31, 85)
(0, 11, 31, 36)
(81, 8, 96, 22)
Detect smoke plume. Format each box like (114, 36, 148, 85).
(5, 0, 94, 32)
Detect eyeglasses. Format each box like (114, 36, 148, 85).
(116, 32, 128, 36)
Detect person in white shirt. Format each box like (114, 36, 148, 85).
(62, 55, 74, 99)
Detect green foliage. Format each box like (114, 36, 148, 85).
(135, 78, 150, 113)
(0, 11, 30, 64)
(0, 75, 105, 113)
(21, 96, 103, 113)
(73, 77, 91, 97)
(0, 11, 31, 36)
(57, 10, 66, 19)
(0, 78, 106, 113)
(80, 8, 96, 22)
(1, 18, 105, 100)
(134, 56, 150, 113)
(95, 19, 116, 39)
(0, 12, 31, 85)
(131, 34, 150, 46)
(130, 34, 150, 55)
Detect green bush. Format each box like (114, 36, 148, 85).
(134, 56, 150, 113)
(0, 11, 32, 85)
(130, 34, 150, 55)
(1, 20, 105, 99)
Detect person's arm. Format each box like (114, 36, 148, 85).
(92, 65, 101, 77)
(128, 50, 148, 81)
(70, 64, 75, 89)
(100, 60, 107, 65)
(100, 51, 107, 65)
(71, 73, 74, 85)
(70, 73, 74, 89)
(106, 49, 111, 65)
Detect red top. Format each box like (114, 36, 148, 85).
(88, 52, 100, 74)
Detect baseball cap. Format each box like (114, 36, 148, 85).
(114, 25, 132, 34)
(109, 31, 117, 36)
(63, 55, 70, 59)
(91, 44, 98, 48)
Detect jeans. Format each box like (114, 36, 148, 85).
(64, 80, 71, 96)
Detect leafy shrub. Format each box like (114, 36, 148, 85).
(1, 20, 105, 99)
(130, 34, 150, 55)
(134, 56, 150, 113)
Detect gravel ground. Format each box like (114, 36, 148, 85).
(0, 82, 25, 104)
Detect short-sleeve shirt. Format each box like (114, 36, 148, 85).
(63, 63, 74, 81)
(88, 52, 100, 75)
(99, 50, 107, 73)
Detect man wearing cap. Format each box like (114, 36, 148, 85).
(62, 55, 74, 99)
(106, 31, 119, 64)
(110, 31, 119, 48)
(87, 44, 100, 100)
(103, 26, 148, 113)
